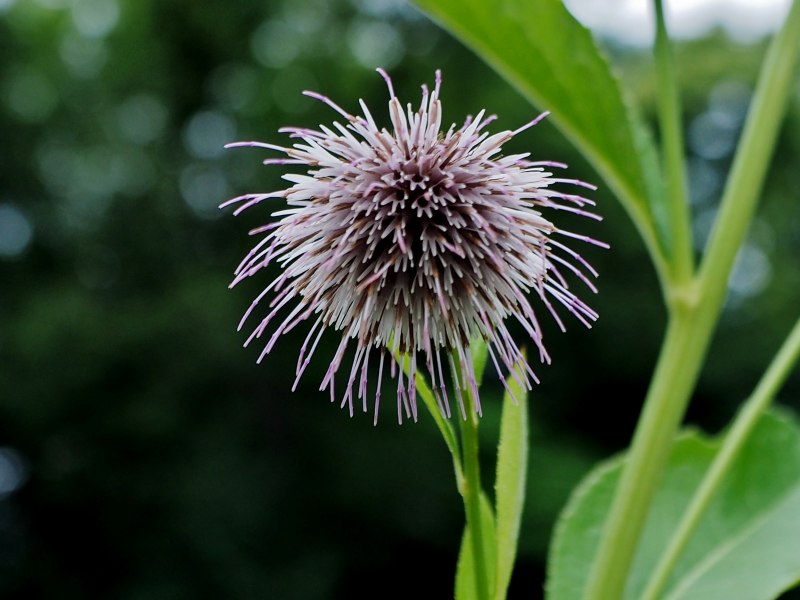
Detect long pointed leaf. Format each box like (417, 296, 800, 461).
(492, 353, 529, 600)
(414, 0, 669, 278)
(456, 493, 498, 600)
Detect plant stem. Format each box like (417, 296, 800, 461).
(653, 0, 693, 284)
(584, 3, 800, 597)
(408, 340, 491, 599)
(460, 394, 489, 600)
(640, 316, 800, 600)
(583, 306, 708, 599)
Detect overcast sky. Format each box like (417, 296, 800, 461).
(564, 0, 791, 45)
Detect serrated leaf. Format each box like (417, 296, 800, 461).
(492, 353, 529, 600)
(414, 0, 669, 273)
(546, 409, 800, 600)
(456, 493, 497, 600)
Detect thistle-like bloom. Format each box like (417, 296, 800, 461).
(223, 69, 604, 424)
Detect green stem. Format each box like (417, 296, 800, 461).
(405, 339, 491, 599)
(584, 4, 800, 597)
(461, 412, 489, 600)
(460, 390, 489, 600)
(640, 316, 800, 600)
(583, 307, 708, 599)
(654, 0, 693, 284)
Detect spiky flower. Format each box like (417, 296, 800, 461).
(223, 69, 604, 423)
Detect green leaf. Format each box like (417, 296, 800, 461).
(471, 337, 489, 388)
(546, 409, 800, 599)
(456, 493, 497, 600)
(413, 0, 669, 277)
(492, 353, 529, 600)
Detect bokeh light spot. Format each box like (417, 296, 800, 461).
(209, 63, 262, 114)
(688, 111, 738, 160)
(351, 0, 407, 18)
(347, 20, 404, 69)
(251, 20, 300, 69)
(36, 141, 130, 222)
(282, 0, 328, 33)
(32, 0, 68, 8)
(183, 111, 236, 160)
(0, 204, 34, 259)
(117, 94, 168, 145)
(4, 67, 58, 123)
(70, 0, 120, 39)
(708, 80, 751, 129)
(36, 140, 73, 197)
(180, 164, 230, 219)
(60, 32, 108, 78)
(693, 206, 717, 250)
(0, 448, 28, 499)
(687, 158, 721, 206)
(730, 243, 772, 298)
(71, 147, 127, 201)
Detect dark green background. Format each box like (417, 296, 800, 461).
(0, 1, 798, 598)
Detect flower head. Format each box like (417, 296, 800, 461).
(223, 69, 604, 423)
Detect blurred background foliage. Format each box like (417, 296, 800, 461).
(0, 0, 798, 598)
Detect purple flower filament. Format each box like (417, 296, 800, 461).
(223, 69, 606, 424)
